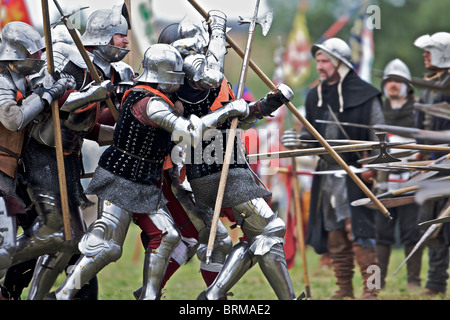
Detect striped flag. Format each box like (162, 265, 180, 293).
(0, 0, 32, 28)
(282, 0, 310, 88)
(349, 2, 374, 83)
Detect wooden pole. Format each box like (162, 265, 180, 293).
(42, 0, 71, 240)
(187, 0, 392, 221)
(205, 0, 262, 263)
(290, 158, 311, 298)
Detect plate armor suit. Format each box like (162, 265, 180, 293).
(0, 22, 78, 293)
(159, 11, 297, 300)
(12, 5, 133, 299)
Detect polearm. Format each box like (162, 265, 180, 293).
(405, 153, 450, 186)
(204, 0, 267, 264)
(290, 156, 311, 299)
(393, 203, 450, 275)
(187, 0, 393, 221)
(351, 175, 450, 207)
(41, 0, 71, 240)
(52, 0, 119, 121)
(248, 142, 395, 161)
(316, 119, 450, 144)
(288, 138, 450, 153)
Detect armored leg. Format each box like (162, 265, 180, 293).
(53, 200, 131, 300)
(231, 198, 296, 299)
(196, 206, 233, 275)
(0, 197, 18, 270)
(12, 190, 84, 265)
(257, 243, 296, 300)
(170, 174, 232, 282)
(27, 252, 73, 300)
(198, 241, 255, 300)
(137, 208, 181, 300)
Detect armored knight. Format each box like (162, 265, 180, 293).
(0, 22, 75, 294)
(4, 7, 133, 298)
(19, 4, 135, 299)
(159, 11, 297, 300)
(49, 42, 249, 300)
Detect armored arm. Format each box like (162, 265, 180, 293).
(176, 11, 228, 90)
(239, 84, 294, 130)
(0, 72, 74, 131)
(147, 97, 248, 146)
(146, 97, 204, 146)
(60, 80, 114, 112)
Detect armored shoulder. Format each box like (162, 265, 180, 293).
(111, 61, 135, 83)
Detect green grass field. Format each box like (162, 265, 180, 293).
(39, 223, 447, 301)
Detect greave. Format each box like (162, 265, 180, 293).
(257, 243, 296, 300)
(12, 191, 65, 265)
(54, 201, 132, 300)
(200, 241, 255, 300)
(139, 209, 180, 300)
(0, 197, 17, 270)
(54, 254, 105, 300)
(27, 252, 73, 300)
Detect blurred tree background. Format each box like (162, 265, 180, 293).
(223, 0, 450, 112)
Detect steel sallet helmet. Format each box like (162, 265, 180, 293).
(311, 37, 353, 69)
(81, 4, 130, 62)
(0, 21, 44, 61)
(134, 44, 184, 92)
(414, 32, 450, 68)
(382, 58, 413, 93)
(0, 21, 45, 74)
(382, 58, 412, 83)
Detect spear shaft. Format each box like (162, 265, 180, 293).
(188, 0, 391, 220)
(41, 0, 71, 240)
(394, 203, 450, 275)
(204, 0, 263, 264)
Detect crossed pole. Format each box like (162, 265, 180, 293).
(187, 0, 392, 222)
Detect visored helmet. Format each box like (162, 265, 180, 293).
(414, 32, 450, 68)
(311, 37, 353, 69)
(0, 21, 45, 75)
(0, 21, 44, 61)
(135, 44, 184, 92)
(81, 4, 130, 46)
(81, 4, 130, 62)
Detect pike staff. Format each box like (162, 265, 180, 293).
(187, 0, 392, 221)
(394, 203, 450, 275)
(203, 0, 269, 264)
(41, 0, 71, 240)
(52, 0, 119, 121)
(290, 146, 311, 299)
